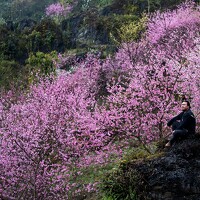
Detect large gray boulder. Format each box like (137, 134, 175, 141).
(135, 135, 200, 200)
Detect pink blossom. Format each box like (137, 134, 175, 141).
(46, 3, 73, 17)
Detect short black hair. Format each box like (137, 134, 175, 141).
(182, 100, 191, 108)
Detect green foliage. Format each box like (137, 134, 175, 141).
(61, 0, 74, 4)
(99, 147, 145, 200)
(125, 0, 180, 13)
(100, 14, 138, 31)
(111, 14, 147, 44)
(84, 0, 114, 9)
(99, 144, 165, 200)
(26, 51, 57, 74)
(25, 51, 57, 83)
(96, 0, 114, 8)
(101, 196, 115, 200)
(1, 0, 57, 22)
(78, 0, 114, 11)
(0, 18, 6, 26)
(28, 19, 63, 52)
(0, 26, 18, 60)
(122, 147, 150, 163)
(100, 165, 139, 200)
(23, 30, 42, 53)
(96, 14, 139, 45)
(0, 19, 63, 63)
(0, 60, 22, 90)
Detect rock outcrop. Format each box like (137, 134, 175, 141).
(134, 134, 200, 200)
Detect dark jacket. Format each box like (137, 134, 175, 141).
(167, 109, 196, 134)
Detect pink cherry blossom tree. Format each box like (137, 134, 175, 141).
(45, 2, 74, 17)
(0, 55, 122, 199)
(99, 0, 200, 141)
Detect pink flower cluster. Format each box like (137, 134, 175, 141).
(46, 3, 73, 17)
(147, 1, 200, 43)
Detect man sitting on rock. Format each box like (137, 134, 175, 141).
(165, 100, 196, 147)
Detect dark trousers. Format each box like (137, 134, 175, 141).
(169, 121, 188, 145)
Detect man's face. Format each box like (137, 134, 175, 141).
(181, 102, 190, 111)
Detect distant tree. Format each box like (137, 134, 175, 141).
(45, 1, 75, 18)
(1, 0, 57, 21)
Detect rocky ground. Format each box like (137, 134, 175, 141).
(134, 134, 200, 200)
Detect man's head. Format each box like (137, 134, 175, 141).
(181, 100, 191, 111)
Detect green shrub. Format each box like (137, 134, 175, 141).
(99, 144, 165, 200)
(95, 13, 139, 45)
(95, 0, 114, 8)
(115, 14, 147, 43)
(0, 60, 22, 90)
(21, 19, 63, 53)
(100, 166, 139, 200)
(25, 51, 57, 84)
(99, 146, 149, 200)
